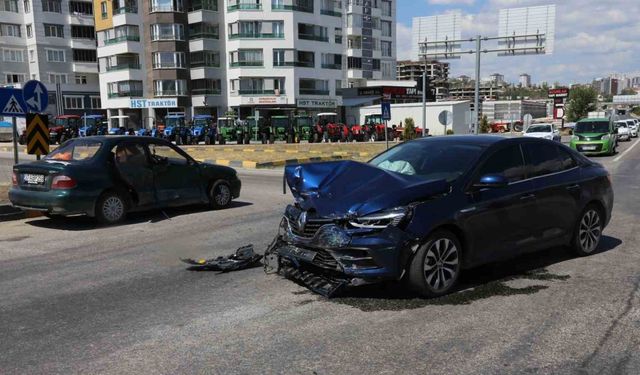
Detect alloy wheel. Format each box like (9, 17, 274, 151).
(102, 196, 124, 223)
(213, 184, 231, 207)
(424, 238, 459, 292)
(579, 209, 601, 253)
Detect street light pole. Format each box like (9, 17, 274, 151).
(422, 70, 427, 137)
(474, 35, 481, 134)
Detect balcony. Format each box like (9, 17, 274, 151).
(321, 63, 342, 70)
(104, 35, 140, 45)
(228, 32, 284, 39)
(299, 34, 328, 42)
(271, 1, 313, 13)
(227, 2, 262, 11)
(108, 91, 143, 98)
(299, 89, 329, 95)
(190, 61, 220, 68)
(189, 31, 219, 40)
(274, 61, 314, 68)
(320, 8, 340, 17)
(188, 0, 217, 11)
(105, 62, 141, 71)
(229, 61, 264, 67)
(72, 62, 99, 73)
(113, 6, 137, 14)
(192, 88, 221, 95)
(238, 89, 284, 95)
(154, 90, 187, 96)
(149, 4, 183, 12)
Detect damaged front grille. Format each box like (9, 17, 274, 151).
(313, 249, 339, 270)
(288, 217, 334, 238)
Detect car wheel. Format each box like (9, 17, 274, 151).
(408, 230, 462, 298)
(96, 191, 126, 225)
(571, 205, 603, 256)
(209, 180, 232, 209)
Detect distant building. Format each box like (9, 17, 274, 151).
(489, 73, 505, 86)
(519, 73, 532, 88)
(396, 60, 449, 100)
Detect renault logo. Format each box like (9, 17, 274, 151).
(297, 211, 307, 232)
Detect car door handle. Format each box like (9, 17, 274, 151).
(565, 184, 580, 191)
(520, 193, 536, 201)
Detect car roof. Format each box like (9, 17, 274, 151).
(414, 135, 507, 147)
(578, 117, 609, 122)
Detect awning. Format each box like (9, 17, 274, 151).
(341, 96, 379, 107)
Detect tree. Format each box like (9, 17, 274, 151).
(479, 115, 490, 133)
(566, 86, 598, 122)
(403, 117, 416, 140)
(632, 107, 640, 116)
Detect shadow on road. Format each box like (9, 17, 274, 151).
(328, 236, 622, 312)
(23, 201, 253, 231)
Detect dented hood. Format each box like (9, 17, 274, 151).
(285, 160, 449, 217)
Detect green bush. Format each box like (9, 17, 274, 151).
(446, 129, 454, 135)
(479, 115, 490, 133)
(403, 117, 416, 140)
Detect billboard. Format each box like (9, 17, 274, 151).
(412, 12, 462, 61)
(498, 5, 556, 56)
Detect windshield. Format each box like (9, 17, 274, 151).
(296, 117, 313, 127)
(193, 119, 212, 127)
(369, 141, 484, 182)
(165, 117, 185, 127)
(272, 118, 289, 128)
(83, 118, 102, 127)
(54, 118, 80, 127)
(45, 140, 102, 162)
(218, 119, 235, 128)
(526, 125, 551, 133)
(575, 121, 610, 134)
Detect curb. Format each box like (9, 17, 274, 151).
(203, 155, 343, 169)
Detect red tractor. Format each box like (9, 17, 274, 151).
(315, 113, 349, 142)
(350, 124, 368, 142)
(364, 114, 395, 141)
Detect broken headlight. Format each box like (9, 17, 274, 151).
(348, 206, 412, 229)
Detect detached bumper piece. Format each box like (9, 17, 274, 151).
(182, 245, 263, 272)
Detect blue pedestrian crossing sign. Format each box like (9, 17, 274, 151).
(381, 101, 391, 121)
(0, 88, 27, 117)
(23, 80, 48, 113)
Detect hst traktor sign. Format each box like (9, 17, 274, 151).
(129, 98, 178, 108)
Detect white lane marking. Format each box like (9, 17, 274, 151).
(614, 139, 640, 162)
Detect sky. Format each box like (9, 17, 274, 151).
(395, 0, 640, 86)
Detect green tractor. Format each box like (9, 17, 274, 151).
(294, 115, 314, 143)
(236, 119, 252, 145)
(270, 115, 294, 143)
(216, 117, 238, 145)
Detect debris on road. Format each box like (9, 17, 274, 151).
(182, 245, 263, 272)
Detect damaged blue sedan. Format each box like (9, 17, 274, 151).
(267, 136, 613, 297)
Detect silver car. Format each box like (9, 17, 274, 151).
(523, 123, 561, 142)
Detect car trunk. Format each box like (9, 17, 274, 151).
(14, 161, 68, 192)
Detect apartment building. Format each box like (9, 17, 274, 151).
(0, 0, 101, 116)
(94, 0, 396, 127)
(396, 60, 449, 100)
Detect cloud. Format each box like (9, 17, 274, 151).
(396, 22, 413, 60)
(428, 0, 475, 4)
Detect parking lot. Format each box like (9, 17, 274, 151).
(0, 137, 639, 374)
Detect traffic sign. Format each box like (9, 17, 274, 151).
(438, 110, 453, 126)
(23, 80, 48, 113)
(26, 113, 50, 156)
(381, 101, 391, 121)
(0, 88, 27, 117)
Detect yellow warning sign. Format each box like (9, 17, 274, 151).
(26, 113, 49, 156)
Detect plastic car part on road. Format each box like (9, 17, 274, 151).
(182, 245, 263, 272)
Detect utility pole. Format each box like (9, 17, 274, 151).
(474, 35, 481, 134)
(422, 70, 427, 137)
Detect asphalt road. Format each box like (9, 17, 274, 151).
(0, 140, 639, 374)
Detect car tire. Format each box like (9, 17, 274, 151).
(407, 229, 462, 298)
(571, 205, 603, 256)
(209, 180, 232, 210)
(95, 191, 127, 225)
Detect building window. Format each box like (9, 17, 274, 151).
(191, 79, 221, 95)
(149, 0, 183, 12)
(71, 25, 95, 39)
(26, 24, 32, 38)
(75, 75, 88, 84)
(229, 49, 263, 67)
(3, 49, 24, 62)
(299, 78, 329, 95)
(44, 24, 64, 38)
(29, 49, 35, 62)
(100, 1, 107, 18)
(189, 22, 219, 40)
(64, 96, 84, 109)
(42, 0, 62, 12)
(48, 73, 67, 84)
(73, 49, 97, 62)
(69, 1, 93, 15)
(153, 79, 187, 96)
(5, 74, 25, 84)
(46, 49, 65, 62)
(150, 23, 184, 41)
(190, 51, 220, 68)
(108, 80, 143, 97)
(334, 27, 342, 44)
(23, 0, 30, 12)
(381, 0, 391, 17)
(298, 23, 328, 42)
(0, 0, 18, 12)
(0, 23, 21, 37)
(348, 56, 362, 69)
(381, 21, 392, 37)
(152, 51, 186, 69)
(90, 96, 101, 108)
(381, 41, 392, 57)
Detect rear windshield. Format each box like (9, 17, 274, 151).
(575, 121, 610, 134)
(45, 140, 102, 162)
(526, 125, 551, 133)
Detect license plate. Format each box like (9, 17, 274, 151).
(23, 174, 45, 185)
(582, 145, 597, 151)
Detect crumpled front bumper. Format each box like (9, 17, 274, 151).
(266, 206, 416, 295)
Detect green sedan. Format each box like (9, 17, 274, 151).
(9, 136, 241, 224)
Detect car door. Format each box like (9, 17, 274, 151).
(148, 142, 203, 206)
(461, 143, 539, 264)
(523, 142, 581, 243)
(114, 142, 156, 207)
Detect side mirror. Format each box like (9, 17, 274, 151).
(474, 174, 509, 189)
(613, 128, 619, 134)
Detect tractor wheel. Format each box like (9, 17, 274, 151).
(244, 134, 250, 144)
(237, 136, 243, 145)
(205, 136, 212, 145)
(348, 134, 354, 142)
(261, 134, 267, 144)
(269, 134, 275, 144)
(287, 134, 294, 144)
(176, 136, 182, 145)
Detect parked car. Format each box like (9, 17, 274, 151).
(523, 123, 561, 141)
(9, 136, 241, 224)
(615, 121, 631, 142)
(624, 119, 638, 138)
(570, 117, 617, 155)
(272, 136, 613, 297)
